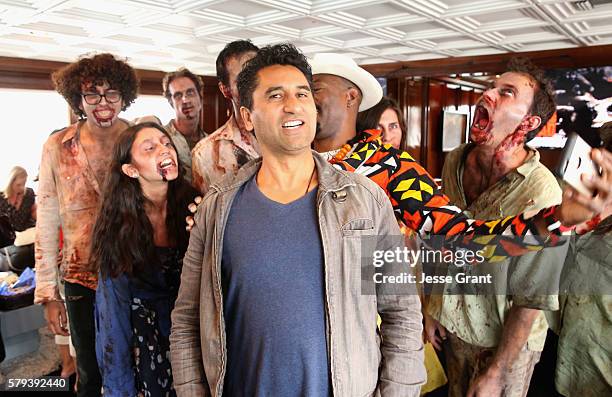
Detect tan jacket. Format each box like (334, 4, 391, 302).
(170, 152, 425, 397)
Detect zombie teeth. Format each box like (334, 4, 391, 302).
(159, 159, 173, 168)
(282, 120, 304, 128)
(473, 106, 489, 130)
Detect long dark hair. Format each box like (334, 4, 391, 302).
(91, 122, 196, 279)
(356, 96, 407, 151)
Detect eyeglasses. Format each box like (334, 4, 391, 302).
(81, 90, 122, 105)
(171, 88, 198, 101)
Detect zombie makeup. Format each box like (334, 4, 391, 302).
(80, 82, 123, 128)
(168, 77, 201, 121)
(157, 158, 176, 181)
(470, 105, 493, 144)
(92, 106, 117, 127)
(470, 73, 536, 147)
(129, 127, 179, 184)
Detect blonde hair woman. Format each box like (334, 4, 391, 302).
(1, 166, 36, 232)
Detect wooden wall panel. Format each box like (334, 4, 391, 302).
(363, 44, 612, 78)
(0, 55, 228, 134)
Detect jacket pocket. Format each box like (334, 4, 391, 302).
(341, 218, 374, 236)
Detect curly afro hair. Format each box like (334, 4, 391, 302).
(52, 53, 139, 119)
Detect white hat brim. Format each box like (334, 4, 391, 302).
(310, 59, 383, 111)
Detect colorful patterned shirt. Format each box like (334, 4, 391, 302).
(191, 115, 260, 194)
(332, 130, 568, 256)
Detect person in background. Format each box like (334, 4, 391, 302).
(92, 122, 196, 396)
(553, 122, 612, 397)
(162, 68, 208, 185)
(0, 166, 36, 271)
(357, 96, 407, 150)
(310, 52, 610, 255)
(191, 40, 260, 194)
(426, 58, 564, 397)
(170, 43, 426, 397)
(358, 96, 449, 394)
(34, 52, 138, 397)
(0, 166, 36, 234)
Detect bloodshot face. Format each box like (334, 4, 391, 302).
(470, 72, 538, 148)
(80, 81, 124, 128)
(168, 77, 202, 121)
(128, 127, 179, 184)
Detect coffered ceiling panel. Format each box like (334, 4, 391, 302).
(0, 0, 610, 75)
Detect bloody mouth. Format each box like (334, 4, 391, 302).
(93, 108, 115, 126)
(157, 158, 176, 181)
(470, 105, 492, 143)
(472, 106, 490, 130)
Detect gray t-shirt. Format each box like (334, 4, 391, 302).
(221, 176, 330, 396)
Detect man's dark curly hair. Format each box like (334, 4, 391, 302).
(507, 57, 556, 142)
(216, 40, 259, 87)
(162, 68, 204, 102)
(52, 53, 138, 119)
(237, 43, 312, 111)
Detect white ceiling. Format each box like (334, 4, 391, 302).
(1, 0, 611, 75)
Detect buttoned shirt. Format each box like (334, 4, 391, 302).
(554, 217, 612, 396)
(35, 121, 129, 302)
(429, 143, 563, 351)
(164, 121, 207, 185)
(191, 115, 260, 194)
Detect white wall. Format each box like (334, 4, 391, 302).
(0, 88, 69, 189)
(0, 89, 175, 190)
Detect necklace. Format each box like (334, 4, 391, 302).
(331, 143, 353, 162)
(304, 166, 316, 196)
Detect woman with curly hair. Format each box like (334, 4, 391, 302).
(91, 122, 197, 397)
(34, 52, 139, 397)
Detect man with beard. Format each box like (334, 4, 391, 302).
(163, 68, 208, 184)
(34, 53, 138, 396)
(191, 40, 259, 194)
(426, 58, 564, 397)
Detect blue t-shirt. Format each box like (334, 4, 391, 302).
(221, 176, 330, 396)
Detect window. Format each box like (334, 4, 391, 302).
(120, 95, 175, 126)
(0, 88, 69, 188)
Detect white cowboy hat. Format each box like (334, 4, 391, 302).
(309, 53, 383, 111)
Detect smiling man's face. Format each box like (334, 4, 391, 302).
(241, 64, 316, 157)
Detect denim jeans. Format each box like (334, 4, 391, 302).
(64, 281, 101, 397)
